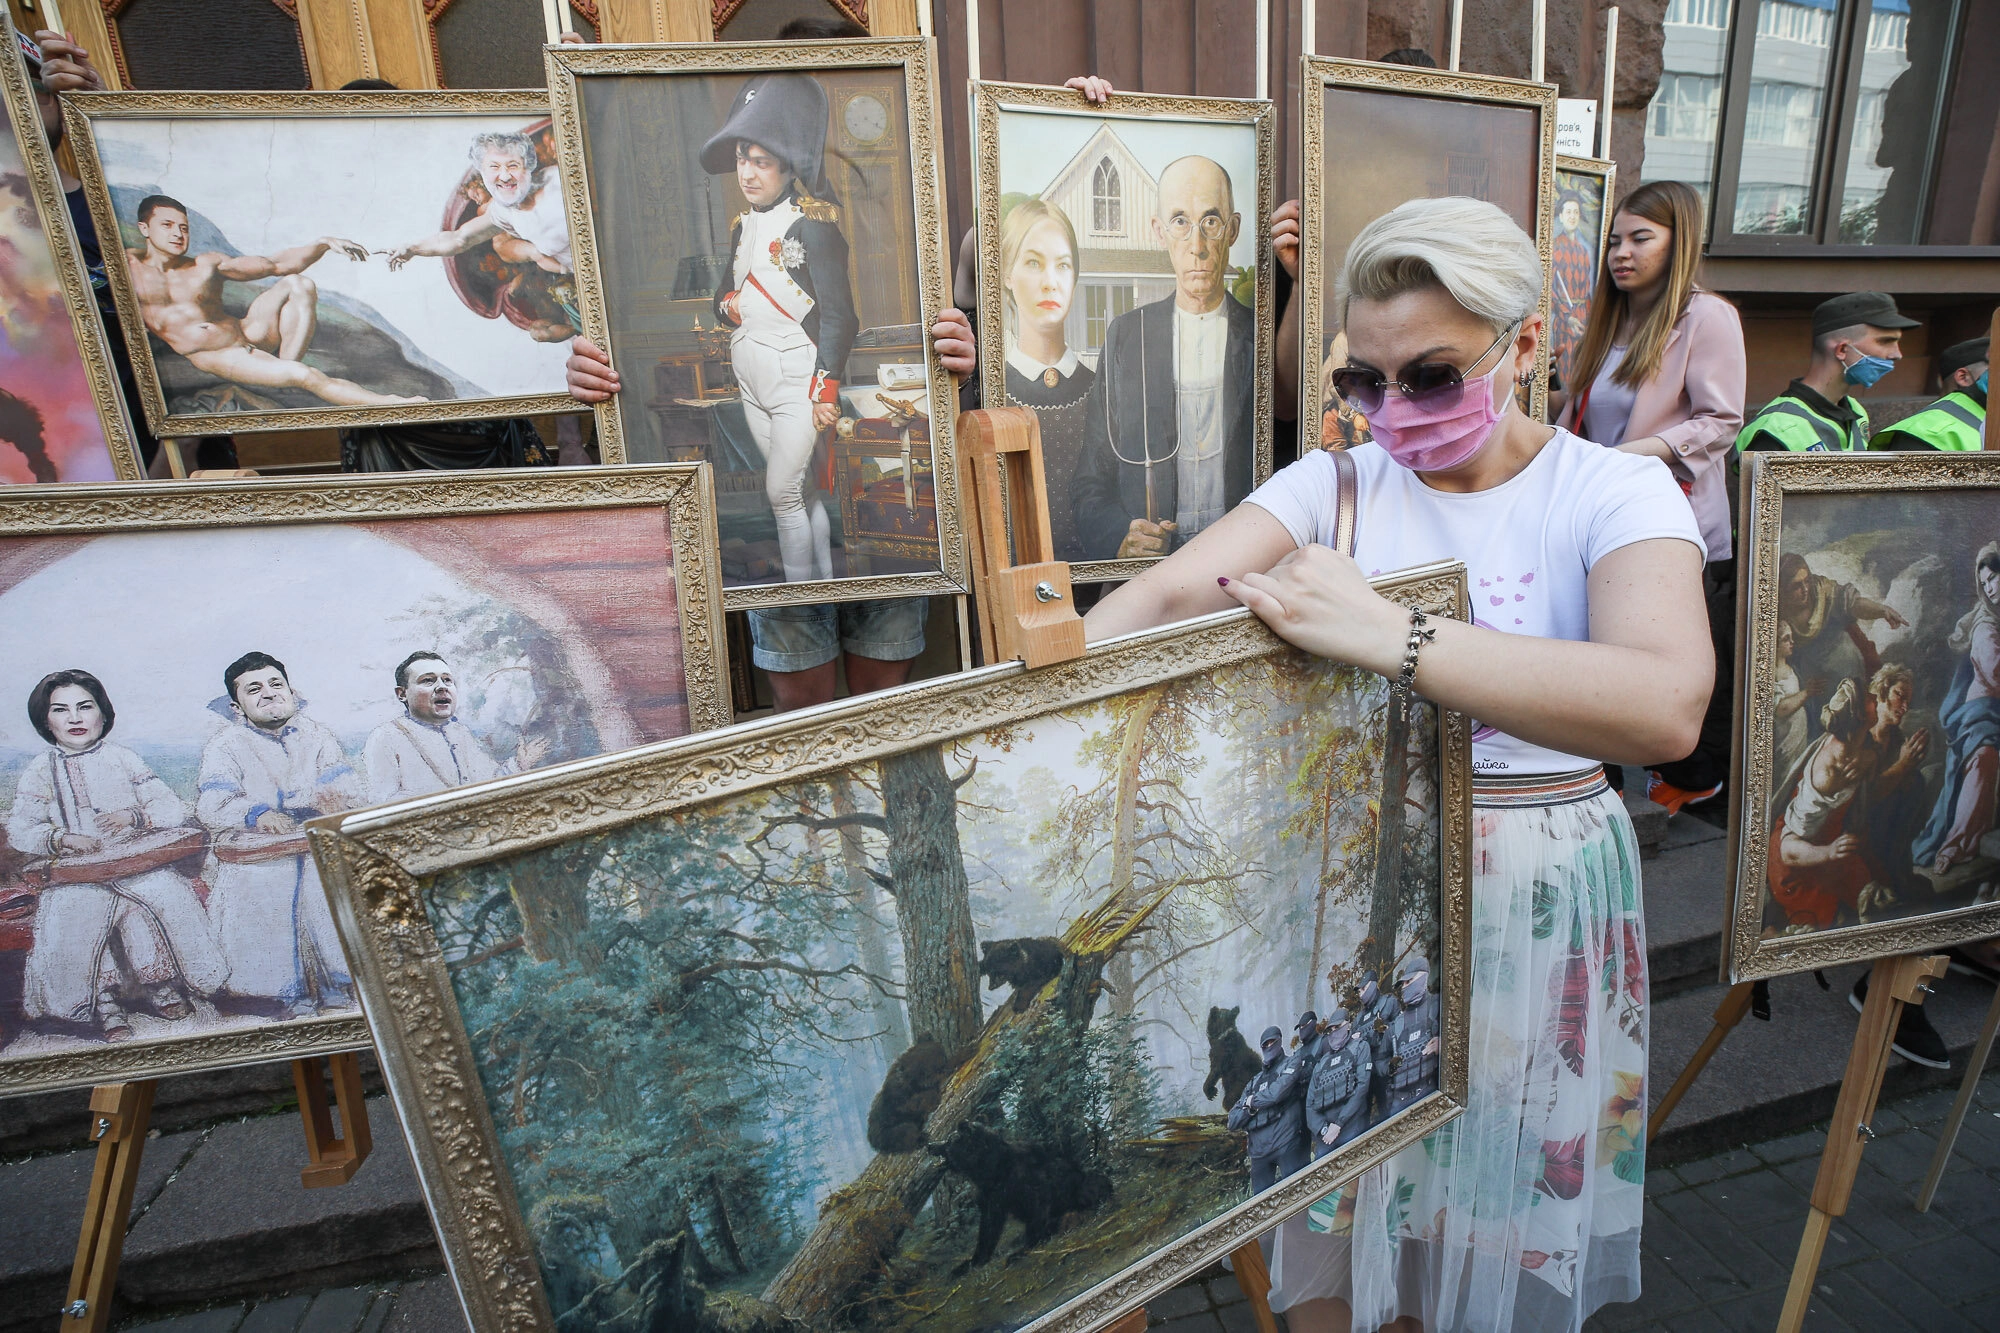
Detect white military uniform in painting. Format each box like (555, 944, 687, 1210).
(195, 714, 362, 1013)
(488, 168, 573, 273)
(1173, 303, 1230, 540)
(363, 716, 515, 805)
(732, 196, 832, 583)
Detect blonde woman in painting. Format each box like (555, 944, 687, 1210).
(1086, 197, 1710, 1332)
(1557, 180, 1745, 817)
(998, 198, 1096, 561)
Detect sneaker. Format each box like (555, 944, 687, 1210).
(1849, 977, 1951, 1069)
(1646, 772, 1724, 818)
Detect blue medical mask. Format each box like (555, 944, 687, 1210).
(1978, 371, 1989, 396)
(1841, 350, 1895, 389)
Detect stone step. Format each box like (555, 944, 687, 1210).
(0, 1095, 438, 1333)
(1641, 810, 1731, 996)
(1647, 960, 1996, 1168)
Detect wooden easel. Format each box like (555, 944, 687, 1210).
(1915, 978, 2000, 1210)
(1776, 953, 1947, 1333)
(57, 1052, 372, 1332)
(953, 408, 1085, 669)
(1648, 979, 1756, 1141)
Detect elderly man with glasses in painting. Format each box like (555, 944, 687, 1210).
(1072, 155, 1255, 563)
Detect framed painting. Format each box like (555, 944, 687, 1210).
(313, 563, 1472, 1333)
(0, 15, 141, 482)
(1550, 154, 1615, 398)
(1300, 58, 1556, 445)
(64, 90, 584, 437)
(0, 465, 727, 1096)
(547, 39, 968, 610)
(969, 81, 1275, 583)
(1725, 453, 2000, 982)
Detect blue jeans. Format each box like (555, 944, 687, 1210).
(746, 598, 927, 673)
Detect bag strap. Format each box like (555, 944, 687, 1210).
(1331, 445, 1357, 557)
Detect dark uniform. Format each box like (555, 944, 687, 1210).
(1304, 1007, 1374, 1158)
(1227, 1025, 1309, 1192)
(1382, 955, 1441, 1116)
(1290, 1009, 1323, 1088)
(1351, 970, 1397, 1127)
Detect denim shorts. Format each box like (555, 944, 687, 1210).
(746, 597, 928, 672)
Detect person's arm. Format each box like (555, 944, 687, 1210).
(5, 761, 61, 857)
(565, 337, 619, 402)
(1085, 501, 1298, 639)
(1850, 592, 1908, 629)
(1775, 685, 1810, 720)
(1212, 535, 1711, 766)
(219, 237, 368, 280)
(804, 219, 859, 429)
(130, 756, 187, 831)
(1621, 298, 1746, 471)
(385, 214, 503, 269)
(1272, 200, 1301, 418)
(34, 31, 107, 93)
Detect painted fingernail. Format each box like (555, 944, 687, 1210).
(1217, 577, 1230, 587)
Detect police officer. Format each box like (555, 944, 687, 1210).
(1382, 954, 1442, 1117)
(1291, 1009, 1323, 1086)
(1736, 292, 1918, 454)
(1226, 1025, 1309, 1192)
(1347, 969, 1397, 1126)
(701, 72, 860, 585)
(1304, 1007, 1373, 1159)
(1871, 337, 1987, 453)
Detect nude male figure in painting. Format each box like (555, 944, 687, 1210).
(124, 194, 424, 408)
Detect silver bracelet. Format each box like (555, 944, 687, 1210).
(1391, 609, 1435, 718)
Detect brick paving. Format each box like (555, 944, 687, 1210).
(98, 1069, 2000, 1332)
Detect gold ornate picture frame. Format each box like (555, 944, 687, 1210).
(1300, 58, 1557, 437)
(547, 39, 968, 611)
(0, 13, 142, 481)
(969, 80, 1275, 584)
(0, 464, 727, 1097)
(64, 89, 585, 438)
(313, 562, 1472, 1333)
(1725, 452, 2000, 982)
(1550, 153, 1616, 400)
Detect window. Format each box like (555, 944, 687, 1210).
(1652, 74, 1724, 140)
(1665, 0, 1731, 25)
(1709, 0, 1975, 248)
(1643, 1, 1736, 203)
(1083, 283, 1135, 352)
(1090, 160, 1121, 234)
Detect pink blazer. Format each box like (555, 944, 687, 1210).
(1558, 290, 1745, 561)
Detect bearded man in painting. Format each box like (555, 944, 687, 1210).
(124, 195, 421, 409)
(385, 131, 579, 341)
(363, 651, 550, 804)
(196, 652, 362, 1018)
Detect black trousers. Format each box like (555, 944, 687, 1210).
(1654, 557, 1737, 794)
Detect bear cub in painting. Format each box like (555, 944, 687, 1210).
(978, 936, 1067, 1013)
(926, 1121, 1112, 1274)
(1202, 1004, 1263, 1107)
(866, 1034, 959, 1154)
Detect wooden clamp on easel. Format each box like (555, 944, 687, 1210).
(954, 408, 1085, 670)
(57, 1053, 372, 1332)
(1776, 952, 1948, 1333)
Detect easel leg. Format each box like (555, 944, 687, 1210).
(1777, 955, 1947, 1333)
(1228, 1240, 1281, 1333)
(1648, 980, 1756, 1142)
(1101, 1310, 1148, 1333)
(292, 1052, 373, 1189)
(60, 1081, 157, 1333)
(1915, 979, 2000, 1211)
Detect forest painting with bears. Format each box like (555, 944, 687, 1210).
(317, 581, 1469, 1333)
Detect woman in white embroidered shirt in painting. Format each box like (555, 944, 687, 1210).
(1086, 198, 1711, 1333)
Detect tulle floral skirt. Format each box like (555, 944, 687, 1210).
(1269, 768, 1647, 1333)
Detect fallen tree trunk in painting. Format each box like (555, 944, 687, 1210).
(760, 873, 1174, 1323)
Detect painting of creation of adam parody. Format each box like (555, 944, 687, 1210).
(1727, 454, 2000, 981)
(1301, 59, 1556, 447)
(1549, 155, 1614, 395)
(65, 92, 580, 437)
(316, 567, 1471, 1333)
(0, 16, 140, 481)
(0, 467, 727, 1095)
(971, 83, 1274, 582)
(549, 40, 965, 608)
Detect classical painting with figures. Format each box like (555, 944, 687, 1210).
(0, 469, 725, 1094)
(65, 92, 578, 435)
(316, 577, 1471, 1333)
(550, 41, 963, 605)
(972, 84, 1272, 578)
(1729, 455, 2000, 980)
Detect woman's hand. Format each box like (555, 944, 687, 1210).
(35, 32, 108, 94)
(931, 307, 976, 378)
(1272, 199, 1302, 279)
(1220, 544, 1406, 676)
(60, 833, 101, 854)
(94, 810, 138, 836)
(1064, 76, 1115, 105)
(565, 337, 620, 403)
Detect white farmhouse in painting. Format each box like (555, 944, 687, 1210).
(1036, 123, 1177, 367)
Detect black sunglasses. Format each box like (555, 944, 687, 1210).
(1328, 323, 1519, 414)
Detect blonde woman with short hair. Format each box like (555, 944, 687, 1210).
(1089, 196, 1711, 1332)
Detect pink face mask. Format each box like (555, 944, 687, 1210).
(1368, 361, 1507, 473)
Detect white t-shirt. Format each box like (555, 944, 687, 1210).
(1246, 432, 1706, 776)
